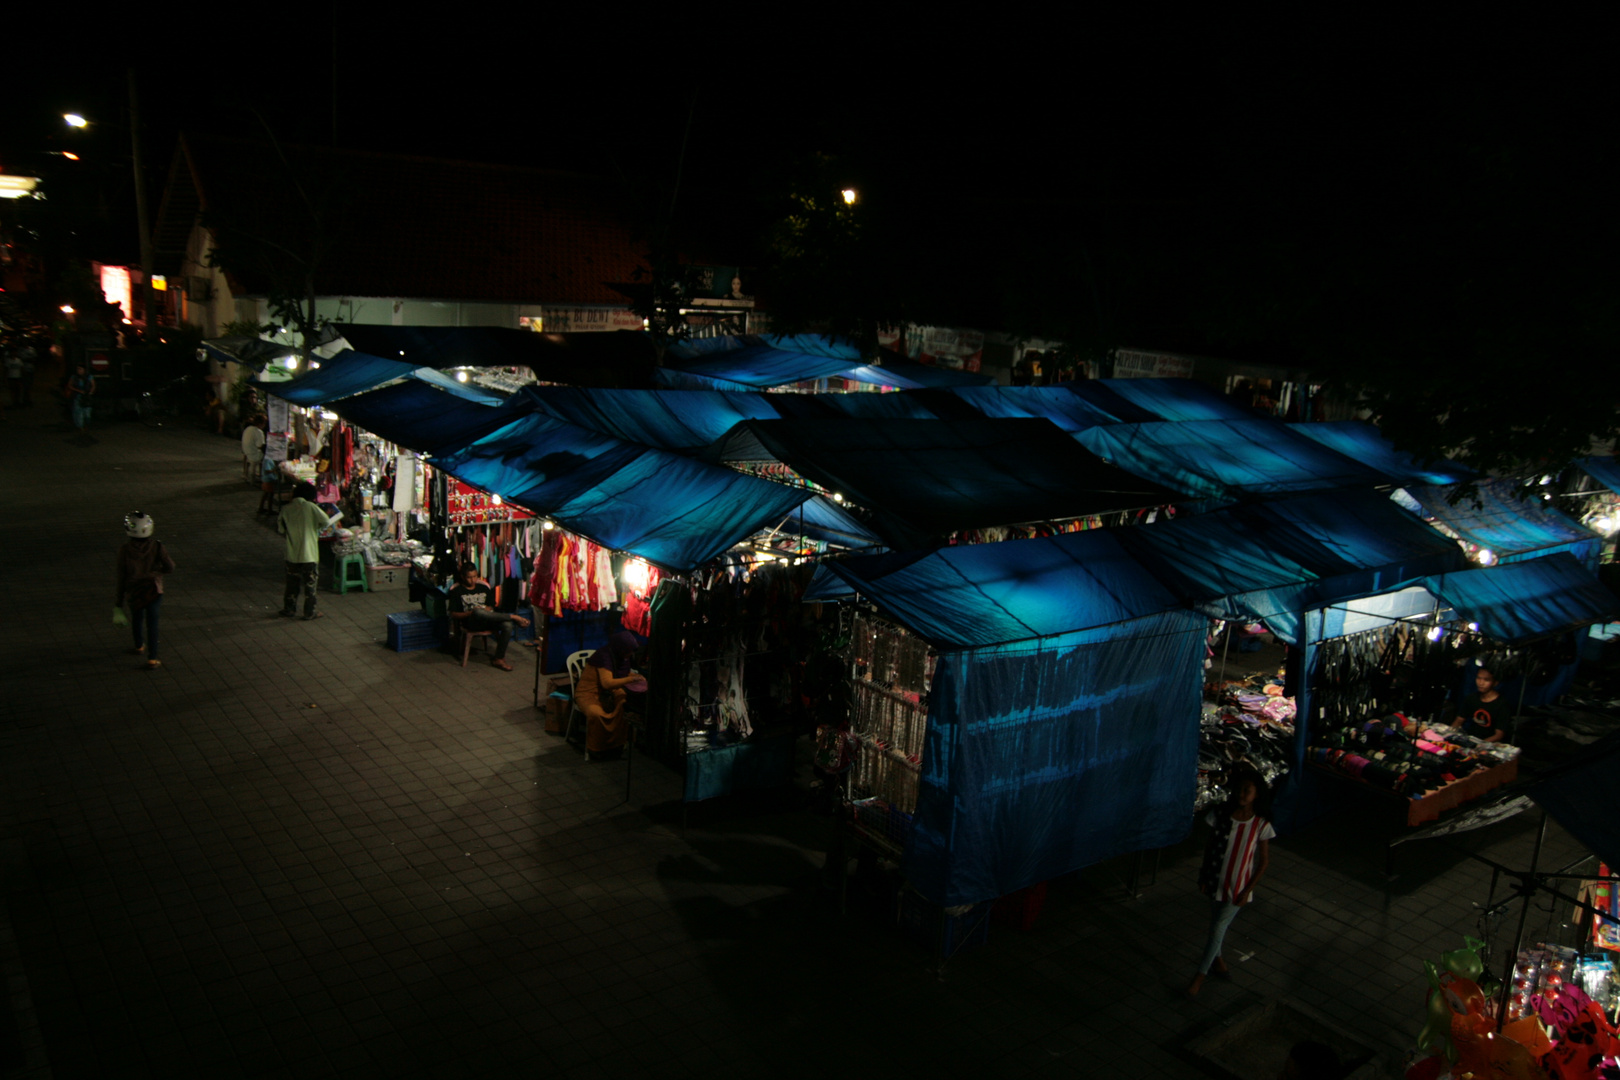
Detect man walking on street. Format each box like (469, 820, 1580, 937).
(277, 481, 331, 620)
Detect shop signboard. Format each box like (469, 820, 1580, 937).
(685, 266, 754, 308)
(266, 396, 290, 461)
(1114, 349, 1196, 379)
(884, 324, 985, 372)
(522, 308, 644, 333)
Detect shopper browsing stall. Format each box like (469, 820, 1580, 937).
(1453, 665, 1510, 743)
(278, 481, 331, 620)
(1189, 766, 1275, 998)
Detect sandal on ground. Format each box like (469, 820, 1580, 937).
(143, 659, 162, 670)
(491, 659, 513, 671)
(1211, 956, 1230, 979)
(302, 612, 325, 621)
(129, 646, 145, 655)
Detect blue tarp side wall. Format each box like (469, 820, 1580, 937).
(1422, 553, 1620, 645)
(1290, 422, 1477, 487)
(1526, 736, 1620, 871)
(903, 611, 1208, 906)
(1406, 481, 1600, 567)
(1579, 456, 1620, 496)
(272, 353, 421, 405)
(766, 495, 885, 549)
(332, 381, 533, 457)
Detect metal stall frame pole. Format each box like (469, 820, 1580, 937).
(1495, 811, 1549, 1032)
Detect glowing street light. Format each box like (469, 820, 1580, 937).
(841, 188, 857, 205)
(59, 304, 75, 315)
(63, 113, 88, 128)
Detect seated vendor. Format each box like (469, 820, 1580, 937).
(576, 631, 644, 759)
(447, 563, 530, 671)
(1453, 665, 1510, 743)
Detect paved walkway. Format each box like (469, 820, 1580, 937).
(0, 405, 1593, 1079)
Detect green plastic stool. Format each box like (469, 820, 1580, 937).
(334, 553, 369, 595)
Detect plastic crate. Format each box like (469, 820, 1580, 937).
(850, 798, 913, 850)
(897, 889, 989, 957)
(991, 881, 1047, 931)
(387, 610, 447, 652)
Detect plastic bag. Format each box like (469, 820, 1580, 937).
(112, 607, 128, 627)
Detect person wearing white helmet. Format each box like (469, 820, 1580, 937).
(114, 512, 175, 670)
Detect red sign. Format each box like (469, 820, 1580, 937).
(89, 352, 111, 373)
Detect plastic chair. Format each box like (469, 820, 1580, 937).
(562, 649, 595, 745)
(459, 623, 495, 668)
(334, 554, 369, 595)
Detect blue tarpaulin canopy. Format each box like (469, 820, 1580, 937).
(1402, 480, 1601, 566)
(523, 388, 784, 451)
(271, 354, 421, 406)
(433, 413, 810, 570)
(1423, 554, 1620, 645)
(1077, 419, 1389, 499)
(660, 333, 866, 389)
(273, 352, 509, 407)
(819, 529, 1188, 649)
(927, 386, 1128, 432)
(332, 381, 530, 458)
(710, 418, 1184, 548)
(1115, 490, 1467, 643)
(1291, 422, 1477, 487)
(844, 355, 995, 389)
(1577, 456, 1620, 495)
(1096, 378, 1259, 422)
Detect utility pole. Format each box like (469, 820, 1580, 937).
(127, 67, 155, 331)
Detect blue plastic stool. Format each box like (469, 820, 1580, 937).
(334, 554, 369, 595)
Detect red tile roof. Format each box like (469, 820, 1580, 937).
(161, 134, 646, 306)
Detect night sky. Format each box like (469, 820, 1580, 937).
(4, 18, 1614, 377)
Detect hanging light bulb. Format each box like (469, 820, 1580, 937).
(1468, 622, 1480, 632)
(456, 371, 469, 383)
(1426, 625, 1444, 642)
(492, 494, 502, 507)
(542, 520, 554, 531)
(1475, 548, 1496, 566)
(623, 559, 650, 591)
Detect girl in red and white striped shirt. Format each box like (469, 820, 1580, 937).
(1188, 767, 1274, 997)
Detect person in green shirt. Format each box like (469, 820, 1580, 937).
(277, 481, 332, 619)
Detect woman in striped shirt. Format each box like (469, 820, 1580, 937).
(1188, 766, 1275, 998)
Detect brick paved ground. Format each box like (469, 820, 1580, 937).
(0, 403, 1593, 1079)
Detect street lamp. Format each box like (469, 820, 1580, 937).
(841, 188, 858, 205)
(62, 73, 155, 330)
